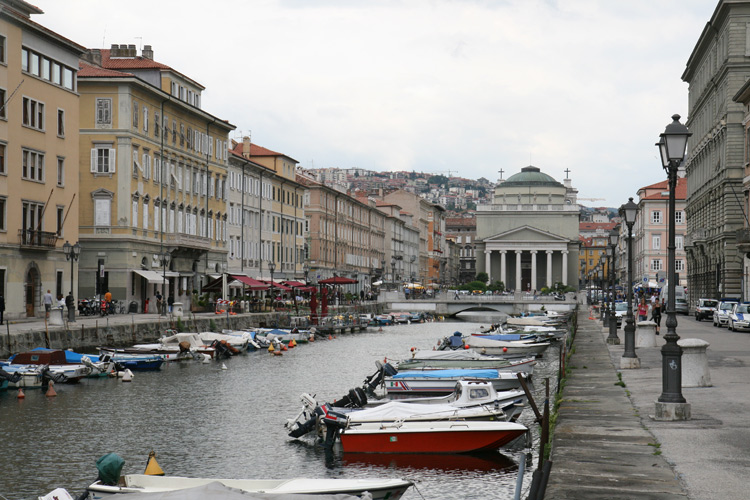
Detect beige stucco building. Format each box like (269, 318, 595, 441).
(476, 166, 580, 291)
(0, 1, 84, 319)
(77, 44, 234, 311)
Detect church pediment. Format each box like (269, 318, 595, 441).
(484, 226, 570, 243)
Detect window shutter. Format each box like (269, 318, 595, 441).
(177, 168, 183, 189)
(108, 148, 116, 172)
(90, 149, 97, 173)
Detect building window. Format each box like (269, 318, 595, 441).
(56, 206, 64, 236)
(143, 107, 148, 132)
(0, 35, 5, 64)
(95, 98, 111, 125)
(154, 111, 160, 138)
(651, 259, 663, 271)
(56, 157, 64, 186)
(132, 148, 139, 178)
(22, 97, 44, 130)
(93, 193, 113, 227)
(0, 143, 5, 175)
(675, 211, 683, 224)
(0, 196, 5, 231)
(132, 101, 139, 129)
(651, 211, 662, 224)
(90, 146, 116, 174)
(652, 234, 661, 250)
(180, 124, 185, 147)
(22, 149, 44, 181)
(57, 109, 65, 137)
(0, 88, 6, 119)
(172, 120, 177, 146)
(676, 260, 685, 272)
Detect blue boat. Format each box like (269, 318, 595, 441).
(98, 349, 164, 371)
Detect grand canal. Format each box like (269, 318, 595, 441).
(0, 320, 561, 499)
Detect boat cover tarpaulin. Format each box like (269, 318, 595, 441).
(393, 369, 500, 379)
(348, 401, 492, 421)
(470, 334, 526, 341)
(411, 350, 498, 361)
(506, 317, 550, 326)
(120, 481, 361, 500)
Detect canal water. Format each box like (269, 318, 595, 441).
(0, 320, 561, 500)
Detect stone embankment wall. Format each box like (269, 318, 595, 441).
(1, 304, 382, 356)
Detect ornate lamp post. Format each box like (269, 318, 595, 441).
(62, 240, 80, 322)
(654, 115, 691, 420)
(607, 227, 620, 344)
(303, 263, 309, 283)
(620, 197, 640, 369)
(598, 257, 606, 321)
(159, 251, 171, 316)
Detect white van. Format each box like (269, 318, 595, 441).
(660, 282, 688, 314)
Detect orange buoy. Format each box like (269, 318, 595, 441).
(464, 344, 470, 349)
(281, 345, 288, 351)
(328, 335, 333, 340)
(46, 381, 57, 397)
(503, 347, 508, 352)
(273, 350, 283, 356)
(17, 388, 25, 399)
(144, 451, 165, 476)
(268, 343, 275, 353)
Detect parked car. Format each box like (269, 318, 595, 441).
(675, 297, 689, 315)
(713, 299, 739, 327)
(695, 298, 718, 321)
(614, 301, 629, 328)
(728, 302, 750, 332)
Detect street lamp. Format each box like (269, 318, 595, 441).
(654, 114, 692, 420)
(303, 263, 309, 283)
(620, 197, 640, 368)
(598, 256, 606, 321)
(607, 227, 620, 344)
(62, 240, 80, 322)
(269, 259, 276, 290)
(159, 251, 171, 316)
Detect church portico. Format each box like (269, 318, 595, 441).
(476, 165, 580, 291)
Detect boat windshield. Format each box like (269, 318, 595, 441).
(469, 388, 490, 399)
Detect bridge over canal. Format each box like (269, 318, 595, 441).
(378, 291, 579, 317)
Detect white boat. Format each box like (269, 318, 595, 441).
(0, 363, 86, 388)
(129, 333, 215, 361)
(464, 336, 550, 356)
(198, 331, 250, 353)
(384, 368, 525, 395)
(396, 350, 536, 373)
(86, 474, 412, 500)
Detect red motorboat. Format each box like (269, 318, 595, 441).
(339, 420, 527, 454)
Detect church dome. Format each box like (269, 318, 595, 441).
(502, 166, 562, 187)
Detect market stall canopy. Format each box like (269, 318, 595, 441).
(319, 276, 358, 285)
(262, 280, 293, 291)
(282, 280, 307, 288)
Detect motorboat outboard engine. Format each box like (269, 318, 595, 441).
(319, 403, 349, 449)
(363, 361, 397, 392)
(0, 367, 21, 384)
(331, 387, 368, 409)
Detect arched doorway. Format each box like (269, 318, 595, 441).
(25, 267, 39, 317)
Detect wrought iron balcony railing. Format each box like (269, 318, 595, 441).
(18, 229, 59, 249)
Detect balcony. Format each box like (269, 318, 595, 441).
(166, 233, 211, 250)
(18, 229, 58, 250)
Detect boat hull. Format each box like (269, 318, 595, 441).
(340, 420, 527, 453)
(87, 475, 412, 500)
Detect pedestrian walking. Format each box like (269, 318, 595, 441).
(42, 289, 53, 319)
(637, 297, 648, 322)
(454, 289, 460, 300)
(155, 291, 163, 314)
(167, 295, 174, 313)
(651, 298, 662, 334)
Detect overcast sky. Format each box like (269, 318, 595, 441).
(42, 0, 716, 207)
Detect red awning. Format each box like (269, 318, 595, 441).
(231, 275, 270, 290)
(296, 286, 317, 293)
(319, 276, 358, 285)
(262, 280, 292, 291)
(283, 280, 307, 288)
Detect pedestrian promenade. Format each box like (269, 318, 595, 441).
(545, 311, 687, 499)
(547, 309, 750, 500)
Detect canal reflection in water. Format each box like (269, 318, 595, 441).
(0, 320, 560, 500)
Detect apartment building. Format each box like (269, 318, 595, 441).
(77, 44, 234, 311)
(445, 216, 476, 284)
(0, 1, 84, 319)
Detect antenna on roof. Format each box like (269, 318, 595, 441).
(102, 27, 107, 48)
(135, 36, 142, 51)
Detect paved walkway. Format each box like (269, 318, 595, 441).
(546, 309, 750, 499)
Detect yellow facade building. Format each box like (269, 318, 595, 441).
(77, 44, 234, 311)
(0, 1, 84, 319)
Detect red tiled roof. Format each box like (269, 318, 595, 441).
(229, 141, 284, 158)
(579, 222, 617, 230)
(78, 62, 133, 78)
(445, 217, 476, 228)
(99, 49, 171, 70)
(641, 178, 687, 201)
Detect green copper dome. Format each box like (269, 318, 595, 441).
(502, 166, 562, 187)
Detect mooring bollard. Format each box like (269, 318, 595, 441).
(678, 338, 712, 387)
(635, 320, 657, 348)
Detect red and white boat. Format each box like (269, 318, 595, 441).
(339, 419, 527, 454)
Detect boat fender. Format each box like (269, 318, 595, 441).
(464, 344, 470, 349)
(144, 451, 164, 476)
(17, 388, 25, 399)
(178, 341, 191, 353)
(122, 369, 134, 382)
(46, 380, 57, 397)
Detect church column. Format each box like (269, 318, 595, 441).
(485, 250, 492, 283)
(546, 250, 553, 288)
(562, 250, 569, 285)
(500, 250, 507, 286)
(530, 251, 538, 291)
(515, 250, 522, 291)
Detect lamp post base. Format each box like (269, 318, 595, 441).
(620, 356, 641, 369)
(652, 401, 691, 421)
(606, 336, 621, 345)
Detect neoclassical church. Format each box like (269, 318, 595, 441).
(476, 166, 580, 291)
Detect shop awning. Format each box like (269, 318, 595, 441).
(283, 281, 307, 288)
(133, 269, 170, 284)
(262, 280, 292, 291)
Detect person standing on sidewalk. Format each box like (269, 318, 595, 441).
(42, 289, 53, 319)
(651, 298, 662, 334)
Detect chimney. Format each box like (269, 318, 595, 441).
(142, 45, 153, 60)
(127, 44, 136, 57)
(242, 136, 251, 158)
(110, 44, 120, 57)
(82, 49, 102, 67)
